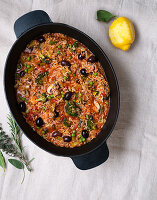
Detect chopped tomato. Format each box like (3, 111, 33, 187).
(60, 115, 66, 122)
(101, 91, 106, 97)
(26, 112, 34, 121)
(68, 38, 75, 44)
(69, 52, 72, 56)
(37, 66, 46, 72)
(34, 106, 38, 110)
(78, 62, 82, 68)
(51, 99, 57, 104)
(73, 125, 78, 130)
(65, 83, 69, 89)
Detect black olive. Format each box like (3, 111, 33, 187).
(76, 79, 80, 83)
(63, 136, 72, 142)
(78, 53, 85, 60)
(64, 91, 72, 100)
(87, 55, 98, 63)
(80, 68, 88, 76)
(104, 95, 109, 100)
(36, 117, 44, 127)
(54, 110, 59, 118)
(61, 60, 71, 67)
(36, 35, 45, 43)
(19, 70, 25, 77)
(52, 131, 62, 137)
(18, 102, 26, 112)
(82, 130, 89, 138)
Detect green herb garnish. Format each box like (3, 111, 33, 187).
(87, 115, 97, 130)
(73, 41, 78, 48)
(63, 118, 71, 127)
(65, 102, 80, 117)
(35, 71, 48, 85)
(0, 114, 34, 183)
(49, 40, 58, 45)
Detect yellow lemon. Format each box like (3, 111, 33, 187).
(109, 17, 135, 51)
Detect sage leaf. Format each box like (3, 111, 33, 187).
(8, 159, 24, 169)
(0, 151, 5, 171)
(97, 10, 115, 22)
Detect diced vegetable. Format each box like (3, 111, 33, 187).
(49, 40, 58, 45)
(40, 55, 52, 64)
(27, 57, 31, 61)
(64, 76, 67, 80)
(93, 91, 99, 96)
(48, 94, 54, 100)
(58, 45, 62, 49)
(90, 81, 94, 85)
(36, 93, 47, 102)
(26, 64, 31, 68)
(87, 115, 97, 130)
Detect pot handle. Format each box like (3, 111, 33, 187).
(71, 142, 109, 170)
(14, 10, 52, 38)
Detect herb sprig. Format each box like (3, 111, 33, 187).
(0, 114, 34, 183)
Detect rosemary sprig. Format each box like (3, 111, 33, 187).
(0, 114, 34, 178)
(7, 114, 34, 172)
(0, 124, 22, 158)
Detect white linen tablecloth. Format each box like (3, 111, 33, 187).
(0, 0, 157, 199)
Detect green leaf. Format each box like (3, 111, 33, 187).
(0, 151, 5, 171)
(65, 102, 80, 117)
(8, 159, 24, 169)
(26, 158, 35, 167)
(97, 10, 115, 22)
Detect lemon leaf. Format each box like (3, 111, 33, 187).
(97, 10, 115, 22)
(0, 151, 5, 171)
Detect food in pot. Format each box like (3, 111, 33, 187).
(14, 33, 110, 148)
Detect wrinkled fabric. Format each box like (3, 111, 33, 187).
(0, 0, 157, 200)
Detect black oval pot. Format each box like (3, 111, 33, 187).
(4, 10, 120, 170)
